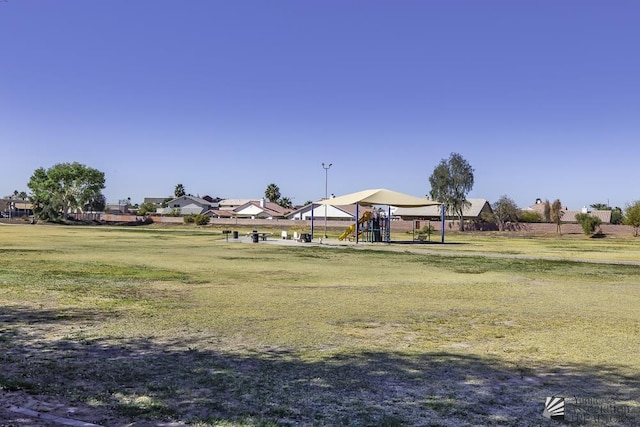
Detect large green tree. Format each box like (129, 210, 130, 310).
(491, 195, 520, 231)
(27, 162, 106, 221)
(623, 200, 640, 237)
(264, 183, 281, 203)
(429, 152, 474, 231)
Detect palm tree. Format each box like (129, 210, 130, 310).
(278, 196, 293, 209)
(18, 191, 28, 217)
(174, 184, 186, 198)
(264, 183, 281, 203)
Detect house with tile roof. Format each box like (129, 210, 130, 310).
(233, 199, 289, 219)
(525, 200, 613, 223)
(157, 195, 219, 216)
(285, 203, 358, 221)
(393, 198, 492, 220)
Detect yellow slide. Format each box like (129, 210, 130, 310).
(339, 211, 371, 241)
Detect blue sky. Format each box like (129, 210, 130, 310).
(2, 1, 639, 209)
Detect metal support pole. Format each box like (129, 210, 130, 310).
(322, 163, 332, 238)
(355, 204, 359, 244)
(441, 204, 446, 243)
(310, 203, 314, 240)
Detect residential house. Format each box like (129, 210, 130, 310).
(233, 199, 289, 219)
(393, 198, 492, 221)
(157, 195, 219, 216)
(285, 203, 358, 221)
(143, 197, 171, 207)
(562, 207, 612, 224)
(526, 200, 612, 224)
(0, 198, 33, 218)
(218, 199, 259, 211)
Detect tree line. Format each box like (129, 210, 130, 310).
(6, 158, 640, 237)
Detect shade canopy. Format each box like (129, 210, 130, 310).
(316, 188, 440, 208)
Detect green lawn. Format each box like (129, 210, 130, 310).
(1, 224, 639, 426)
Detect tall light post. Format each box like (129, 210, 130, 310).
(322, 162, 332, 238)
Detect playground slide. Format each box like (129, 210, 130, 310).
(338, 211, 371, 241)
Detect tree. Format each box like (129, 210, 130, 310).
(550, 199, 564, 234)
(491, 195, 520, 231)
(623, 200, 640, 237)
(589, 203, 623, 225)
(429, 152, 474, 231)
(264, 183, 281, 203)
(84, 193, 106, 212)
(137, 201, 159, 216)
(611, 207, 623, 225)
(174, 184, 186, 198)
(17, 191, 27, 217)
(543, 200, 551, 223)
(575, 213, 602, 235)
(278, 196, 293, 209)
(28, 162, 105, 221)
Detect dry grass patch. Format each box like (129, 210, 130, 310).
(0, 224, 639, 425)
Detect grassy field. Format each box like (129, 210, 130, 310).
(1, 224, 639, 426)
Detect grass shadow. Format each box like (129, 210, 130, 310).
(1, 305, 639, 426)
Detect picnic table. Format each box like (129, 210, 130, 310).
(247, 231, 272, 242)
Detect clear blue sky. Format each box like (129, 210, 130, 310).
(2, 1, 639, 209)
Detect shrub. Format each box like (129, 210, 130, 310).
(575, 213, 602, 235)
(518, 211, 542, 223)
(137, 202, 158, 216)
(183, 214, 196, 224)
(194, 214, 210, 226)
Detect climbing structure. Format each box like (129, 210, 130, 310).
(339, 211, 371, 241)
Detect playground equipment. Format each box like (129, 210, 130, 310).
(338, 210, 390, 242)
(339, 211, 371, 241)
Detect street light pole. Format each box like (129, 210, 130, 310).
(322, 162, 332, 238)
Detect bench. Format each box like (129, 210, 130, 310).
(247, 232, 272, 242)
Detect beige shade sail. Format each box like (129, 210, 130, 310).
(316, 188, 440, 208)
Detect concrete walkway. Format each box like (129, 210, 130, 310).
(227, 234, 640, 266)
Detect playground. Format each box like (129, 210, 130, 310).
(314, 188, 442, 243)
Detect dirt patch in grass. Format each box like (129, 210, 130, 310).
(1, 309, 639, 426)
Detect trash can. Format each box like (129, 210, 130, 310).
(252, 231, 259, 243)
(232, 231, 239, 239)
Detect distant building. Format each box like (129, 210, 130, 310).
(526, 199, 612, 223)
(394, 198, 492, 221)
(157, 195, 219, 216)
(285, 203, 358, 221)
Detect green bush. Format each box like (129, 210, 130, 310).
(137, 202, 158, 216)
(183, 214, 210, 225)
(518, 211, 542, 223)
(575, 213, 602, 235)
(194, 214, 210, 226)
